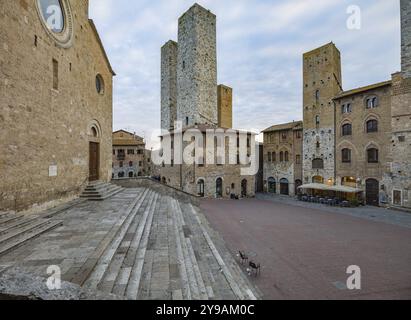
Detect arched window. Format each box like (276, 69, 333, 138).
(342, 123, 352, 136)
(268, 152, 272, 162)
(366, 120, 378, 133)
(312, 158, 324, 169)
(129, 161, 133, 167)
(197, 179, 205, 197)
(342, 148, 351, 163)
(367, 148, 379, 163)
(366, 96, 379, 109)
(272, 152, 276, 162)
(315, 115, 320, 127)
(315, 90, 320, 101)
(280, 152, 284, 162)
(285, 151, 289, 162)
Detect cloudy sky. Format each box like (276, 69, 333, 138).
(89, 0, 401, 148)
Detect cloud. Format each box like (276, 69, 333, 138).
(89, 0, 401, 148)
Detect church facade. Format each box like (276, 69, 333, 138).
(0, 0, 114, 212)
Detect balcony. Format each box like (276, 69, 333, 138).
(117, 154, 126, 161)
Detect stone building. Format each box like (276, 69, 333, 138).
(263, 1, 410, 208)
(334, 82, 392, 206)
(159, 4, 256, 198)
(0, 0, 114, 212)
(263, 121, 303, 196)
(112, 130, 148, 179)
(159, 126, 256, 198)
(383, 0, 411, 209)
(302, 42, 342, 186)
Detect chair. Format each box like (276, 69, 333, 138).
(238, 251, 248, 265)
(249, 261, 261, 276)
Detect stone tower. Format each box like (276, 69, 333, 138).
(161, 40, 178, 131)
(217, 84, 233, 129)
(177, 3, 218, 129)
(302, 42, 343, 185)
(401, 0, 411, 78)
(385, 0, 411, 209)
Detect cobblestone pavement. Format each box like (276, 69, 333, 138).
(200, 197, 411, 300)
(0, 188, 259, 300)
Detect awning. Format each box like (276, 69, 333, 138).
(298, 183, 363, 193)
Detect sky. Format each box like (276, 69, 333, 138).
(89, 0, 401, 149)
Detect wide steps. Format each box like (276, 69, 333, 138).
(81, 189, 152, 289)
(0, 219, 63, 257)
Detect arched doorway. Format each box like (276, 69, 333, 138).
(216, 178, 223, 198)
(88, 121, 101, 182)
(161, 177, 167, 184)
(268, 178, 276, 194)
(197, 179, 205, 197)
(366, 179, 379, 206)
(312, 176, 324, 184)
(241, 179, 247, 197)
(280, 178, 289, 195)
(295, 180, 302, 195)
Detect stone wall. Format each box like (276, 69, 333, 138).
(0, 0, 113, 212)
(177, 4, 218, 128)
(161, 41, 178, 131)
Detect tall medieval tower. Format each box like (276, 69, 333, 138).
(302, 42, 343, 184)
(177, 3, 218, 129)
(161, 41, 178, 131)
(386, 0, 411, 208)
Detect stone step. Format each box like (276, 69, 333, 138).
(124, 193, 159, 300)
(97, 191, 157, 295)
(0, 220, 63, 257)
(87, 180, 106, 188)
(81, 188, 151, 289)
(0, 214, 24, 226)
(173, 199, 209, 300)
(111, 192, 159, 297)
(0, 212, 13, 219)
(0, 216, 40, 235)
(80, 186, 123, 201)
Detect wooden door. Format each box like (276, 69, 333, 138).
(366, 179, 379, 206)
(89, 142, 100, 181)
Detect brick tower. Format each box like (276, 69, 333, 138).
(302, 42, 343, 185)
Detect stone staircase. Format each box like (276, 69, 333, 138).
(80, 181, 123, 201)
(77, 188, 259, 300)
(0, 212, 63, 257)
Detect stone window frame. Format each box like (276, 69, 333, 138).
(96, 74, 105, 95)
(367, 147, 379, 164)
(35, 0, 74, 48)
(341, 123, 353, 136)
(366, 119, 379, 133)
(312, 158, 324, 169)
(365, 95, 379, 109)
(341, 148, 352, 163)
